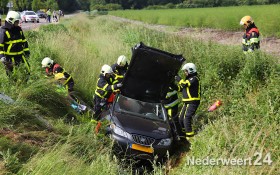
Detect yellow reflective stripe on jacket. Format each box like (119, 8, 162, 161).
(63, 76, 72, 85)
(0, 44, 4, 47)
(166, 90, 177, 98)
(95, 82, 109, 98)
(4, 51, 24, 55)
(0, 51, 4, 54)
(5, 31, 11, 39)
(249, 37, 259, 44)
(5, 39, 23, 44)
(23, 48, 30, 51)
(164, 99, 180, 108)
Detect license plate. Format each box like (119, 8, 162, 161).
(131, 144, 154, 153)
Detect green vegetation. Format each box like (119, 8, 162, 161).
(110, 4, 280, 37)
(0, 13, 279, 174)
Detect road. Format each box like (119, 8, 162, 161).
(20, 18, 51, 31)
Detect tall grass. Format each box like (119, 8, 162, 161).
(0, 13, 279, 174)
(109, 4, 280, 37)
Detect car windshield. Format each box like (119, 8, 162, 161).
(26, 12, 36, 15)
(114, 94, 166, 121)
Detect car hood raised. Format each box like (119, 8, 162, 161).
(121, 42, 185, 103)
(113, 112, 171, 139)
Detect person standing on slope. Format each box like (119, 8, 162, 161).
(240, 16, 260, 54)
(175, 63, 201, 140)
(0, 11, 30, 79)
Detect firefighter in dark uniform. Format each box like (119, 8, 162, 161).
(175, 63, 201, 139)
(164, 82, 180, 119)
(0, 11, 30, 78)
(240, 16, 260, 54)
(41, 57, 74, 92)
(93, 64, 122, 118)
(111, 55, 129, 83)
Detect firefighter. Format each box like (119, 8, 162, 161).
(41, 57, 74, 92)
(164, 82, 180, 120)
(175, 63, 201, 139)
(111, 55, 129, 82)
(240, 16, 260, 54)
(93, 64, 122, 118)
(0, 11, 30, 78)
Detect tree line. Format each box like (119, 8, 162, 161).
(0, 0, 279, 14)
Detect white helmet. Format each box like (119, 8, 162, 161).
(181, 63, 197, 74)
(101, 64, 113, 76)
(6, 11, 20, 24)
(117, 55, 127, 66)
(41, 57, 54, 68)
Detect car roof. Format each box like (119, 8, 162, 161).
(121, 42, 185, 103)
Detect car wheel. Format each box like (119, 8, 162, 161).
(37, 20, 39, 23)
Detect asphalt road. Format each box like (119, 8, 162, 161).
(20, 17, 52, 31)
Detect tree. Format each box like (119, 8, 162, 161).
(32, 0, 43, 11)
(0, 0, 9, 14)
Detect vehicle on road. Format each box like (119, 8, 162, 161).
(101, 42, 185, 160)
(21, 11, 39, 23)
(36, 10, 47, 18)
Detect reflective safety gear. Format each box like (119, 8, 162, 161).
(181, 63, 197, 74)
(54, 73, 65, 80)
(178, 74, 201, 102)
(94, 74, 119, 99)
(179, 102, 200, 134)
(242, 26, 260, 53)
(117, 55, 127, 66)
(6, 11, 20, 25)
(240, 16, 253, 28)
(41, 57, 54, 68)
(101, 64, 113, 76)
(0, 19, 30, 76)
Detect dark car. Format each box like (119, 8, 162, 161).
(36, 10, 46, 18)
(102, 42, 185, 160)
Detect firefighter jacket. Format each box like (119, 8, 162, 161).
(0, 21, 30, 60)
(46, 63, 74, 87)
(178, 73, 201, 103)
(94, 74, 119, 99)
(111, 62, 128, 82)
(164, 82, 180, 109)
(242, 23, 260, 53)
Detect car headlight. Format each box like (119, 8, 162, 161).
(158, 138, 172, 146)
(110, 124, 132, 140)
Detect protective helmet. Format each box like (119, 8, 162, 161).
(181, 63, 197, 74)
(240, 16, 254, 27)
(6, 11, 20, 24)
(117, 55, 127, 66)
(54, 73, 65, 80)
(101, 64, 113, 76)
(41, 57, 54, 68)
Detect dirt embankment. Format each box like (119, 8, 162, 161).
(109, 15, 280, 59)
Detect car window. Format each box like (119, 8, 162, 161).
(26, 12, 36, 15)
(115, 94, 166, 121)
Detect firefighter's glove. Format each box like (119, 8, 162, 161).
(175, 75, 181, 82)
(116, 83, 123, 88)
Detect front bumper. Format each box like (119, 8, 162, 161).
(25, 18, 39, 22)
(112, 132, 172, 160)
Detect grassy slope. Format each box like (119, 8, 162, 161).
(109, 4, 280, 38)
(0, 14, 279, 174)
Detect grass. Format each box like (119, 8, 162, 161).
(0, 13, 279, 174)
(109, 4, 280, 37)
